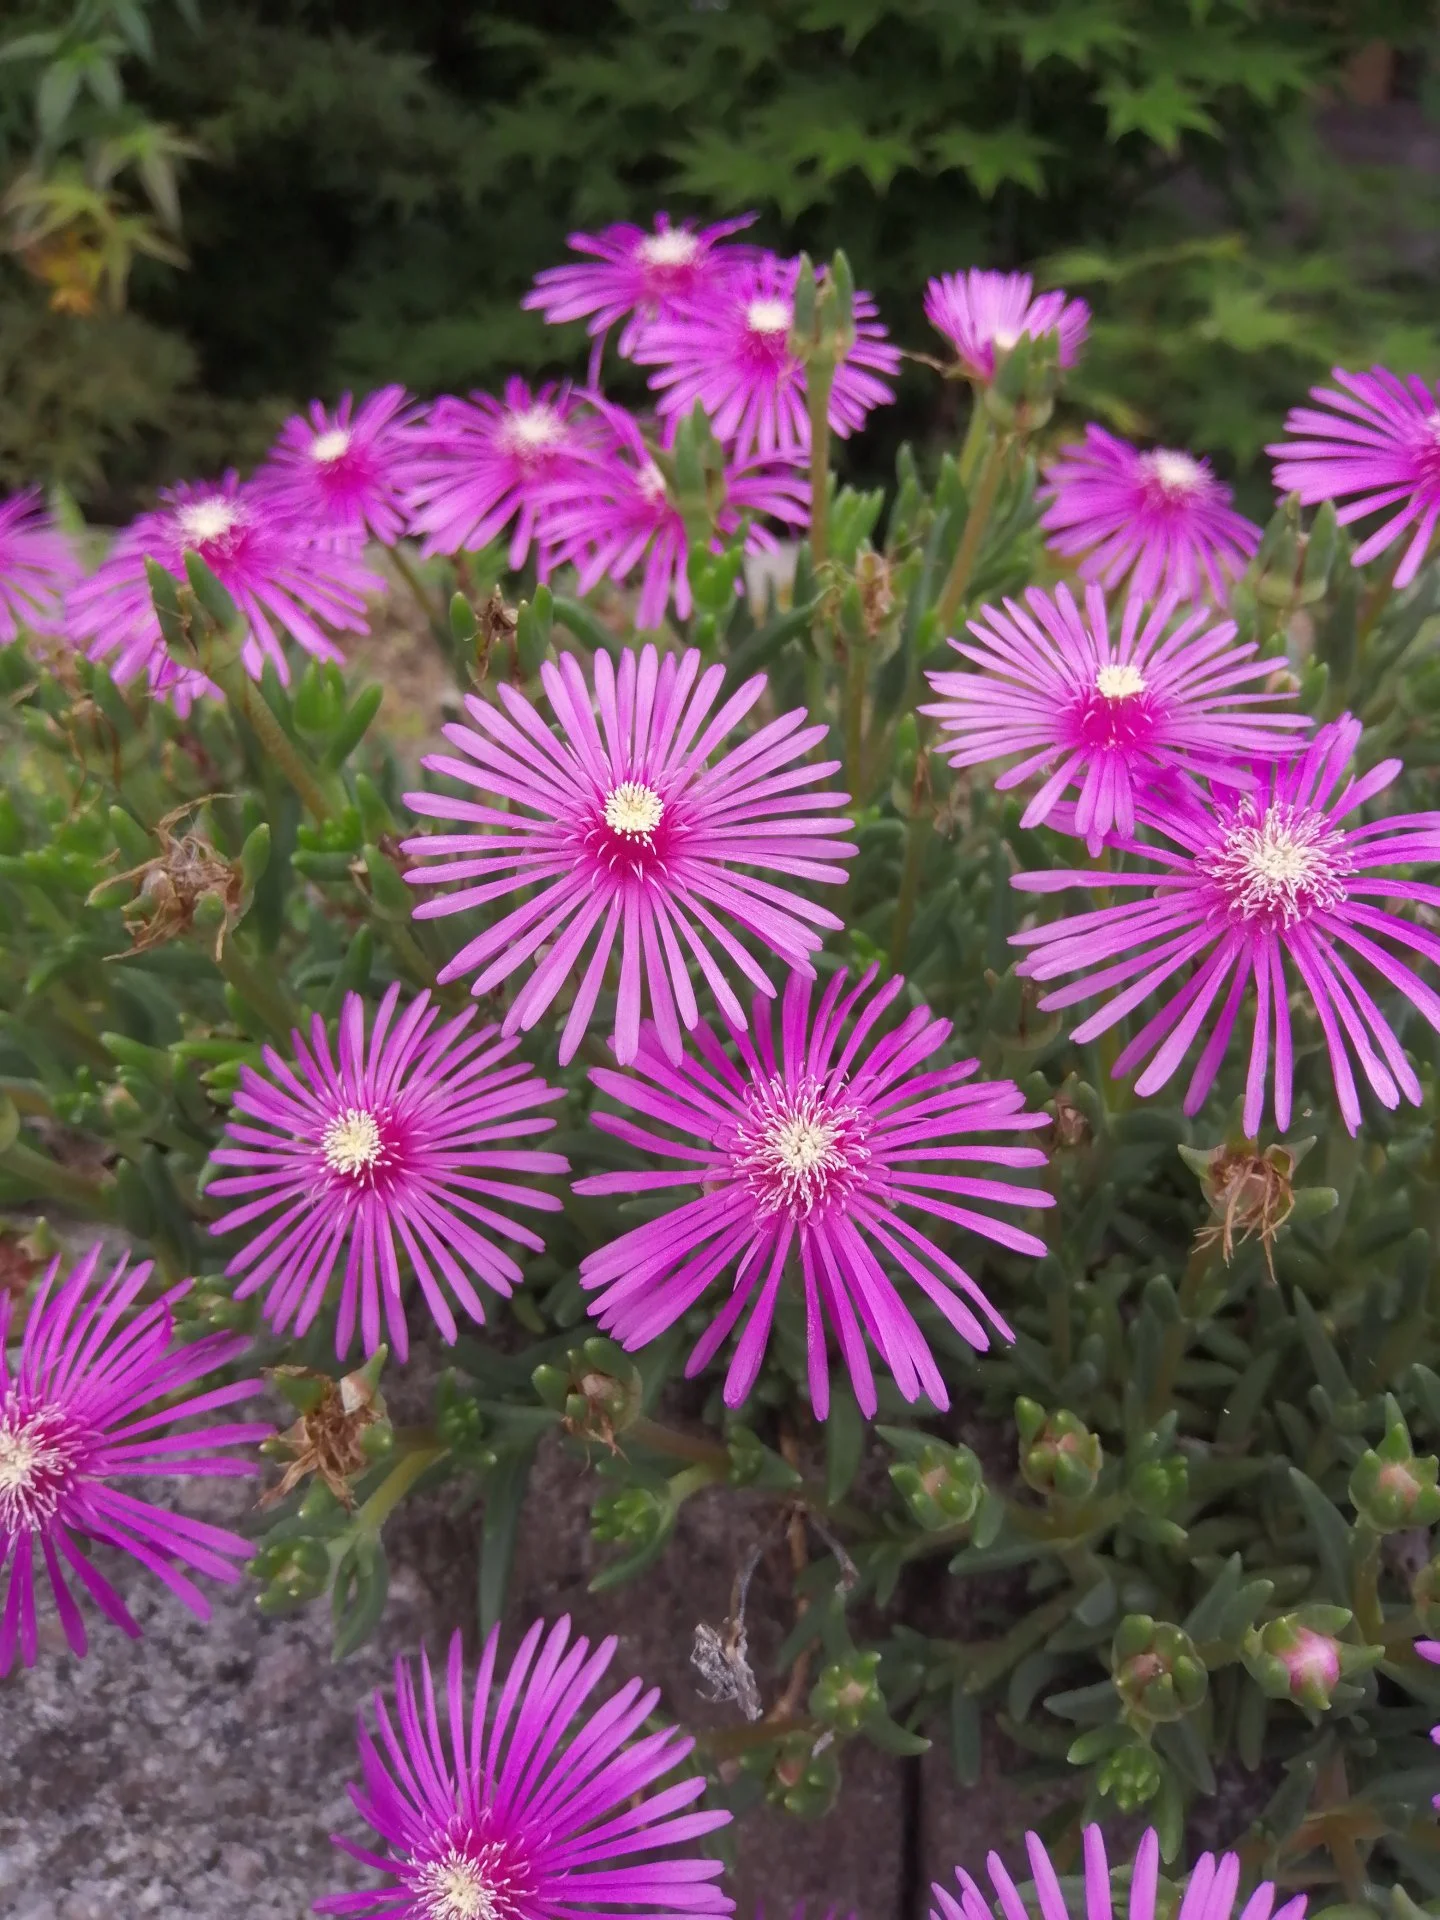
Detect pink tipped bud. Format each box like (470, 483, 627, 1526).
(1281, 1628, 1341, 1704)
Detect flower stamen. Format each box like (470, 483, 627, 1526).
(176, 499, 244, 545)
(309, 428, 352, 463)
(603, 782, 664, 840)
(638, 229, 700, 268)
(730, 1077, 870, 1219)
(322, 1107, 385, 1178)
(1201, 802, 1351, 928)
(1095, 662, 1146, 699)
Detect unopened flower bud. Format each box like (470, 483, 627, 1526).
(1243, 1607, 1379, 1712)
(591, 1484, 670, 1552)
(810, 1651, 882, 1734)
(1097, 1741, 1163, 1810)
(251, 1537, 331, 1609)
(1350, 1408, 1440, 1532)
(1112, 1616, 1207, 1723)
(759, 1731, 840, 1819)
(534, 1337, 644, 1453)
(1018, 1399, 1103, 1502)
(891, 1441, 984, 1531)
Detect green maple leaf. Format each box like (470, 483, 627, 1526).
(927, 122, 1056, 198)
(1099, 73, 1219, 152)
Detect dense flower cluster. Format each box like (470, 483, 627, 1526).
(8, 205, 1440, 1920)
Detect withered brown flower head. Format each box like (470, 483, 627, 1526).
(260, 1364, 386, 1511)
(1193, 1142, 1297, 1275)
(93, 801, 243, 961)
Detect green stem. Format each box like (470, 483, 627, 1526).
(0, 1139, 117, 1218)
(957, 397, 989, 487)
(627, 1415, 732, 1473)
(807, 359, 836, 571)
(935, 433, 1009, 633)
(217, 940, 297, 1039)
(888, 747, 931, 968)
(356, 1443, 448, 1537)
(205, 655, 334, 823)
(391, 545, 450, 643)
(843, 632, 867, 806)
(1351, 1525, 1384, 1645)
(1145, 1240, 1218, 1424)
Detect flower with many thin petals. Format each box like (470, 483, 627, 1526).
(575, 966, 1052, 1417)
(1419, 1638, 1440, 1806)
(66, 472, 384, 696)
(1011, 716, 1440, 1136)
(631, 253, 899, 460)
(207, 985, 568, 1361)
(320, 1614, 732, 1919)
(539, 402, 809, 631)
(523, 211, 757, 357)
(931, 1825, 1306, 1920)
(924, 269, 1089, 384)
(1039, 425, 1262, 604)
(0, 488, 78, 642)
(403, 645, 854, 1065)
(922, 582, 1309, 853)
(403, 379, 608, 570)
(1269, 367, 1440, 589)
(254, 386, 426, 547)
(0, 1244, 269, 1674)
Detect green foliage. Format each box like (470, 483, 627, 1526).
(4, 0, 1440, 495)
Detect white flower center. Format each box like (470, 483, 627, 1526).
(1145, 449, 1205, 495)
(638, 229, 699, 267)
(322, 1107, 384, 1177)
(992, 324, 1021, 351)
(1095, 662, 1147, 699)
(745, 297, 792, 335)
(603, 781, 664, 839)
(504, 406, 566, 450)
(176, 499, 243, 545)
(309, 428, 352, 463)
(637, 462, 669, 504)
(730, 1077, 871, 1220)
(1201, 802, 1351, 928)
(414, 1850, 500, 1920)
(0, 1408, 75, 1532)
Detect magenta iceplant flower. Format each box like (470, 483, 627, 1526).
(1419, 1639, 1440, 1806)
(923, 269, 1089, 384)
(1011, 716, 1440, 1136)
(1039, 426, 1262, 604)
(0, 488, 79, 642)
(574, 967, 1052, 1417)
(403, 378, 608, 570)
(403, 644, 854, 1066)
(1270, 367, 1440, 589)
(206, 984, 568, 1361)
(539, 401, 809, 631)
(630, 252, 899, 459)
(253, 385, 425, 547)
(0, 1244, 269, 1674)
(922, 582, 1310, 854)
(523, 211, 757, 357)
(931, 1826, 1306, 1920)
(66, 471, 384, 696)
(320, 1614, 732, 1920)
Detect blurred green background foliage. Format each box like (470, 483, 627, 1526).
(4, 0, 1440, 510)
